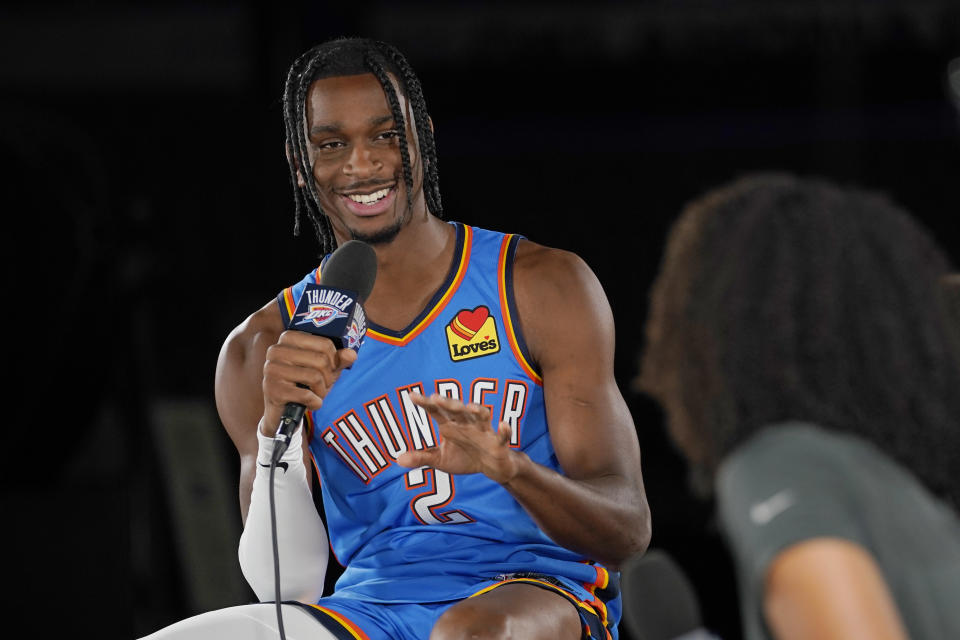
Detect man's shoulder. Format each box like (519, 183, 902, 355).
(513, 239, 593, 286)
(462, 223, 587, 275)
(222, 298, 285, 359)
(509, 239, 613, 367)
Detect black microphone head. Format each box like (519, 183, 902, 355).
(622, 549, 705, 640)
(320, 240, 378, 302)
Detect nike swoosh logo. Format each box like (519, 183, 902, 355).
(259, 461, 289, 472)
(749, 489, 795, 525)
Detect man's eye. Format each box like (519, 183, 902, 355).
(317, 140, 345, 151)
(378, 130, 399, 140)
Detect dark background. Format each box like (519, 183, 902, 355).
(2, 1, 958, 638)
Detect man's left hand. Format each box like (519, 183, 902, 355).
(397, 393, 522, 484)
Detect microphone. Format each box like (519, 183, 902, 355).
(272, 240, 378, 463)
(621, 549, 721, 640)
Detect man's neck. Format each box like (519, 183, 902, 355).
(358, 214, 458, 331)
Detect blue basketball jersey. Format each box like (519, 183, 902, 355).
(277, 223, 619, 633)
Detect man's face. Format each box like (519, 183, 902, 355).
(302, 73, 423, 245)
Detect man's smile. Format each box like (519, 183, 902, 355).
(338, 184, 398, 216)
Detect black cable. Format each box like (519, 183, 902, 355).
(269, 457, 287, 640)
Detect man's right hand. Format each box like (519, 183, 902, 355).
(260, 330, 358, 436)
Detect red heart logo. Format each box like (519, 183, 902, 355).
(450, 306, 489, 339)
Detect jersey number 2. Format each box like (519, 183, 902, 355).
(405, 467, 474, 524)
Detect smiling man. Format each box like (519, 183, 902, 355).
(145, 37, 650, 640)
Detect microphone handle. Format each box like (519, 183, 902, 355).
(271, 385, 308, 464)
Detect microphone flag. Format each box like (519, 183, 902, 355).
(289, 283, 368, 352)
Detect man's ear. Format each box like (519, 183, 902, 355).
(285, 141, 306, 187)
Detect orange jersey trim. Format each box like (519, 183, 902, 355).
(366, 225, 473, 347)
(594, 565, 610, 590)
(581, 564, 611, 628)
(308, 605, 371, 640)
(468, 577, 604, 626)
(281, 286, 297, 321)
(284, 266, 322, 319)
(498, 235, 543, 385)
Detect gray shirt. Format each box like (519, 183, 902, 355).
(716, 422, 960, 639)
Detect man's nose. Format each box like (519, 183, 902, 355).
(342, 143, 383, 178)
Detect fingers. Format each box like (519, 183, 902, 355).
(413, 394, 457, 423)
(263, 332, 357, 413)
(397, 449, 439, 468)
(336, 347, 358, 370)
(497, 421, 512, 445)
(262, 361, 327, 409)
(409, 393, 493, 424)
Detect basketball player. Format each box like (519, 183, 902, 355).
(144, 37, 648, 640)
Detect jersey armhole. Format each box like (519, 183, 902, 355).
(276, 262, 326, 328)
(277, 286, 297, 327)
(498, 234, 543, 385)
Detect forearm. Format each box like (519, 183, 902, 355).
(501, 451, 650, 568)
(238, 424, 329, 603)
(764, 539, 909, 640)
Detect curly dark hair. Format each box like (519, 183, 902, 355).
(638, 173, 960, 506)
(282, 37, 443, 254)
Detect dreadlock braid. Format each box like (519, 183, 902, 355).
(282, 44, 336, 252)
(378, 44, 443, 217)
(364, 50, 415, 213)
(292, 47, 337, 253)
(281, 37, 444, 255)
(281, 53, 306, 235)
(282, 47, 317, 235)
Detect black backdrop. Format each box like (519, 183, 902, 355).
(2, 2, 958, 638)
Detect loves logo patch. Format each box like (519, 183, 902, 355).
(446, 305, 500, 362)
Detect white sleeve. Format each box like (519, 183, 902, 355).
(238, 423, 329, 603)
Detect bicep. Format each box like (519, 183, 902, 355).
(541, 355, 640, 483)
(214, 301, 284, 519)
(764, 538, 909, 640)
(515, 246, 642, 483)
(215, 317, 272, 458)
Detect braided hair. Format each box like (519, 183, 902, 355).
(638, 173, 960, 506)
(282, 37, 443, 254)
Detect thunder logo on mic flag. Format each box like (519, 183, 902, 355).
(291, 283, 368, 351)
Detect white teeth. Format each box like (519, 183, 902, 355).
(347, 188, 390, 204)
